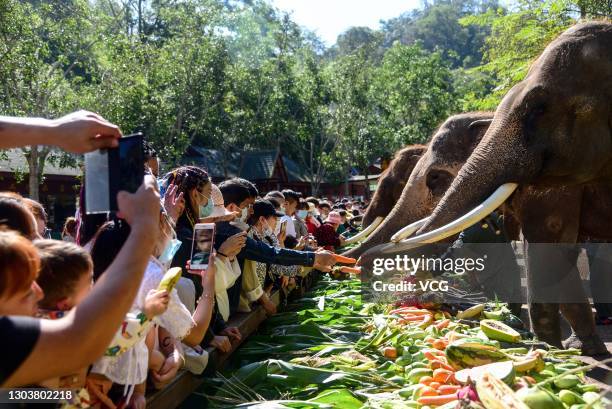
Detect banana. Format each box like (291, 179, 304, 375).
(457, 304, 485, 319)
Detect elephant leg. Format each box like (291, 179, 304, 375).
(517, 187, 591, 349)
(561, 303, 608, 355)
(522, 240, 563, 347)
(562, 243, 609, 356)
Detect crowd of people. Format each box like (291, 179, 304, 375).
(0, 110, 369, 408)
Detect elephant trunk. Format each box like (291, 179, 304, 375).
(343, 179, 429, 259)
(416, 120, 540, 236)
(362, 202, 385, 228)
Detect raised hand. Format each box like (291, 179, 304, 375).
(49, 110, 122, 153)
(163, 183, 185, 223)
(218, 231, 247, 259)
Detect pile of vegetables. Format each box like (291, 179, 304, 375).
(202, 277, 610, 409)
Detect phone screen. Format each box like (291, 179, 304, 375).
(280, 220, 288, 235)
(190, 223, 215, 270)
(84, 149, 110, 214)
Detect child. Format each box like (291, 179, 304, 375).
(88, 212, 196, 406)
(34, 239, 170, 407)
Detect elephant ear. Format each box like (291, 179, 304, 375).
(467, 118, 493, 148)
(468, 118, 493, 130)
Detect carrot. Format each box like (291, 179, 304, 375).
(418, 314, 434, 329)
(332, 254, 357, 264)
(438, 385, 461, 394)
(429, 381, 441, 390)
(401, 315, 429, 322)
(390, 307, 431, 315)
(418, 386, 438, 397)
(435, 318, 451, 330)
(432, 339, 448, 350)
(433, 369, 454, 384)
(430, 360, 455, 371)
(339, 265, 361, 274)
(419, 376, 433, 385)
(523, 375, 537, 385)
(417, 394, 458, 406)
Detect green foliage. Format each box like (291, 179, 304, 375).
(0, 0, 607, 198)
(372, 43, 458, 146)
(459, 0, 575, 110)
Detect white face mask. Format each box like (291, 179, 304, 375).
(240, 206, 248, 222)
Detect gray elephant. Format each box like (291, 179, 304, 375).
(361, 144, 426, 228)
(379, 22, 611, 355)
(344, 112, 495, 259)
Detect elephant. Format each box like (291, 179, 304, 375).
(344, 112, 495, 259)
(379, 22, 611, 355)
(361, 144, 426, 228)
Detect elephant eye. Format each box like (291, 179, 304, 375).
(524, 104, 546, 143)
(426, 169, 453, 196)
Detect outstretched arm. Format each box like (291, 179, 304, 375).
(0, 110, 121, 153)
(4, 177, 159, 388)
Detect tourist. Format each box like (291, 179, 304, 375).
(314, 211, 346, 251)
(62, 216, 77, 242)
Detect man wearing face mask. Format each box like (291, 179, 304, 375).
(293, 199, 309, 241)
(281, 190, 301, 241)
(241, 199, 285, 315)
(266, 190, 296, 241)
(216, 179, 337, 316)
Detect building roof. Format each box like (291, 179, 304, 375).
(0, 149, 80, 177)
(182, 146, 240, 179)
(185, 146, 314, 184)
(239, 150, 278, 180)
(284, 155, 312, 183)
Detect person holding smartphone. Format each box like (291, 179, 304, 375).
(217, 179, 337, 317)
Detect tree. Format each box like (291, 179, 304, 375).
(459, 0, 575, 110)
(371, 42, 458, 147)
(0, 0, 98, 200)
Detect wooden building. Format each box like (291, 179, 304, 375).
(182, 147, 377, 198)
(0, 149, 80, 232)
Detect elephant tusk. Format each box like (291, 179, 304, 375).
(344, 216, 384, 245)
(380, 183, 518, 254)
(390, 216, 431, 243)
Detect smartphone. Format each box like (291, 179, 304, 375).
(85, 133, 144, 214)
(280, 220, 288, 235)
(190, 223, 215, 270)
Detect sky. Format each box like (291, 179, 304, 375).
(270, 0, 422, 46)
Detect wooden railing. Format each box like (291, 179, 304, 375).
(147, 271, 318, 409)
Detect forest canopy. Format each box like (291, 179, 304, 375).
(0, 0, 609, 196)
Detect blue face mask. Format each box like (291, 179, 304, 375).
(297, 210, 308, 219)
(159, 239, 182, 265)
(199, 197, 213, 218)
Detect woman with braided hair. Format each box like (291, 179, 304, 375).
(160, 166, 244, 353)
(158, 166, 212, 276)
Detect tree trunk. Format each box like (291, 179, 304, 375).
(28, 146, 40, 201)
(364, 166, 370, 200)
